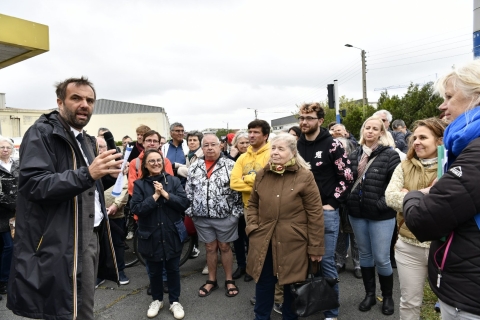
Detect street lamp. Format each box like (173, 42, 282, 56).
(345, 44, 368, 114)
(247, 108, 258, 119)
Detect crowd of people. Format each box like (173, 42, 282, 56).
(1, 59, 480, 320)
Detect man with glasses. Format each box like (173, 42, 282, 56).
(161, 122, 189, 177)
(185, 133, 243, 298)
(297, 102, 353, 320)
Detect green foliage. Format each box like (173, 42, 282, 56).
(377, 82, 443, 129)
(215, 129, 235, 139)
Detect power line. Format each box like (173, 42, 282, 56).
(369, 52, 471, 71)
(369, 38, 471, 62)
(368, 33, 470, 57)
(368, 27, 470, 55)
(369, 44, 471, 66)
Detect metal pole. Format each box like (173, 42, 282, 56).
(334, 80, 340, 123)
(361, 50, 367, 117)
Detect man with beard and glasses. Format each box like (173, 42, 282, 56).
(296, 102, 353, 320)
(7, 77, 123, 320)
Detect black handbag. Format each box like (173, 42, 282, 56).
(290, 261, 340, 317)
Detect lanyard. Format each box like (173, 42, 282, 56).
(434, 231, 454, 288)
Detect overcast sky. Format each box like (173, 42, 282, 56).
(0, 0, 474, 132)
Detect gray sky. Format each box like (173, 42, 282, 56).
(0, 0, 474, 131)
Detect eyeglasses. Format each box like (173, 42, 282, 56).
(147, 159, 163, 165)
(172, 130, 184, 133)
(202, 143, 218, 148)
(145, 139, 159, 144)
(298, 116, 319, 122)
(0, 146, 12, 150)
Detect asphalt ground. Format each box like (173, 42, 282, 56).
(0, 246, 402, 320)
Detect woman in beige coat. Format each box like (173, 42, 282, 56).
(246, 133, 324, 320)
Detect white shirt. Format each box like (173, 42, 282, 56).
(0, 157, 13, 172)
(71, 128, 103, 227)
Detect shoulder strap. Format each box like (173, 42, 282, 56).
(351, 155, 378, 191)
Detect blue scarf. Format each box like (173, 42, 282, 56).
(443, 106, 480, 168)
(443, 106, 480, 229)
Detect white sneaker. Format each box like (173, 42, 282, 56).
(147, 300, 163, 318)
(169, 302, 185, 319)
(126, 231, 134, 240)
(202, 264, 209, 275)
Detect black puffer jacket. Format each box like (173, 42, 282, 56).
(0, 160, 19, 232)
(347, 145, 400, 220)
(403, 137, 480, 316)
(131, 173, 190, 262)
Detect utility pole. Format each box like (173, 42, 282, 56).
(247, 108, 258, 119)
(345, 44, 368, 118)
(361, 49, 368, 109)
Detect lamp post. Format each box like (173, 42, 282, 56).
(345, 44, 368, 117)
(247, 108, 258, 119)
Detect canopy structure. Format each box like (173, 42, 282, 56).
(0, 13, 49, 69)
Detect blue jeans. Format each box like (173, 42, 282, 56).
(348, 216, 395, 276)
(146, 256, 181, 303)
(254, 245, 298, 320)
(320, 209, 340, 318)
(0, 231, 13, 283)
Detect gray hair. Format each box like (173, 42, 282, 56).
(335, 137, 354, 155)
(269, 133, 311, 170)
(373, 109, 393, 122)
(0, 137, 14, 149)
(391, 119, 406, 129)
(170, 122, 184, 131)
(201, 133, 220, 146)
(232, 131, 248, 147)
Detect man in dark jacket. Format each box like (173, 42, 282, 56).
(297, 102, 353, 320)
(7, 77, 123, 320)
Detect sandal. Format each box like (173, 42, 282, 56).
(198, 280, 218, 297)
(225, 280, 239, 297)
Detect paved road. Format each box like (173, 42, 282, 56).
(0, 248, 401, 320)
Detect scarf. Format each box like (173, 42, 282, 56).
(270, 158, 296, 174)
(357, 141, 379, 178)
(443, 106, 480, 168)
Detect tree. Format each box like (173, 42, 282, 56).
(376, 82, 443, 129)
(215, 129, 235, 139)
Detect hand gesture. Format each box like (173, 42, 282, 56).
(88, 149, 123, 180)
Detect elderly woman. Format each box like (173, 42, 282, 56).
(385, 118, 446, 320)
(0, 137, 19, 296)
(403, 60, 480, 319)
(227, 131, 249, 161)
(347, 116, 400, 315)
(131, 149, 190, 319)
(246, 133, 324, 320)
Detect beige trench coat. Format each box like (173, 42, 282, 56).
(246, 163, 324, 285)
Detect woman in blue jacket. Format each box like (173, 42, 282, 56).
(131, 149, 190, 319)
